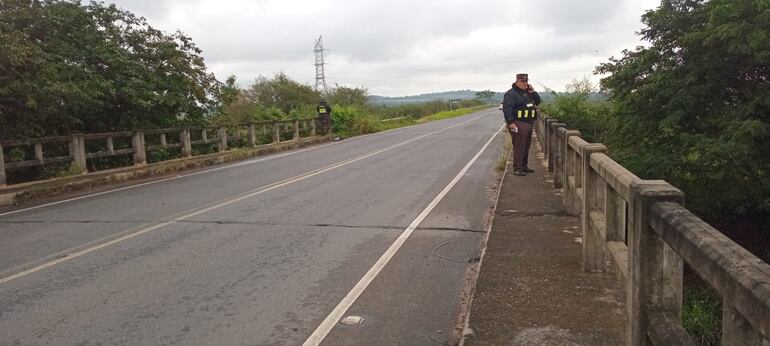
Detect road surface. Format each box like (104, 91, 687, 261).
(0, 108, 506, 345)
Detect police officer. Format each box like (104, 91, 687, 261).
(316, 99, 332, 135)
(502, 73, 541, 176)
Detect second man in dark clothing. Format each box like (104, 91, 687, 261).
(502, 73, 541, 176)
(316, 99, 332, 135)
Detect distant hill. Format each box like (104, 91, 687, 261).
(368, 89, 608, 105)
(368, 89, 557, 105)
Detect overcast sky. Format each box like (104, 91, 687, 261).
(108, 0, 660, 96)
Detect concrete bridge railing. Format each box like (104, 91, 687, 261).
(0, 118, 324, 186)
(535, 116, 770, 345)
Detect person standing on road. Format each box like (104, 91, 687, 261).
(502, 73, 541, 176)
(316, 99, 332, 135)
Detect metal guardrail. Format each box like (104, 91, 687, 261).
(0, 118, 323, 186)
(535, 115, 770, 345)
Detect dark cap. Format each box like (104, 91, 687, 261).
(516, 73, 528, 81)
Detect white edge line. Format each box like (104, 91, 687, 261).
(303, 124, 504, 346)
(0, 114, 489, 285)
(0, 111, 491, 218)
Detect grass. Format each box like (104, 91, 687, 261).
(496, 136, 512, 172)
(372, 105, 492, 133)
(683, 285, 722, 345)
(415, 106, 489, 124)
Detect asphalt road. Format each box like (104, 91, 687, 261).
(0, 108, 507, 345)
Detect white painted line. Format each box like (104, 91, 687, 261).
(303, 124, 505, 346)
(0, 112, 489, 218)
(0, 114, 489, 285)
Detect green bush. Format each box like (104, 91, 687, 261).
(331, 106, 381, 136)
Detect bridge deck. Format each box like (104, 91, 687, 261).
(465, 136, 625, 345)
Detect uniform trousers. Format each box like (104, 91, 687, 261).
(509, 120, 534, 171)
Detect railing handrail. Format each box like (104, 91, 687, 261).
(534, 114, 770, 345)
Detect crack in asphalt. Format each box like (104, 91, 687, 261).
(496, 210, 572, 218)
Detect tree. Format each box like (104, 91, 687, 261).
(210, 75, 245, 125)
(565, 77, 596, 94)
(327, 84, 368, 106)
(245, 72, 320, 116)
(596, 0, 770, 221)
(475, 90, 495, 103)
(0, 0, 220, 138)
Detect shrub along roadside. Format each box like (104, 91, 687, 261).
(332, 105, 490, 138)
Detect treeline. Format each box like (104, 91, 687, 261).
(0, 0, 484, 141)
(0, 0, 488, 184)
(215, 73, 484, 137)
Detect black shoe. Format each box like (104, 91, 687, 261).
(513, 169, 526, 176)
(523, 167, 535, 173)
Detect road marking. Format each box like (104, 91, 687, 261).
(303, 124, 505, 346)
(0, 114, 490, 285)
(0, 110, 492, 218)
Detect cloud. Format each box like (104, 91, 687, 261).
(107, 0, 661, 96)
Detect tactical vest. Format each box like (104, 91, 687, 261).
(516, 103, 537, 119)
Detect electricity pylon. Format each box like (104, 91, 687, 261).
(314, 35, 328, 95)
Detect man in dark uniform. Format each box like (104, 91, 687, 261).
(502, 73, 541, 176)
(316, 99, 332, 135)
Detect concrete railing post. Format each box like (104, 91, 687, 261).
(311, 119, 317, 137)
(248, 123, 257, 147)
(627, 181, 684, 345)
(180, 128, 192, 158)
(106, 136, 115, 154)
(545, 118, 558, 172)
(218, 127, 227, 152)
(273, 121, 280, 143)
(552, 124, 567, 188)
(0, 142, 6, 186)
(34, 142, 44, 163)
(70, 133, 88, 173)
(581, 144, 608, 272)
(132, 131, 146, 166)
(294, 120, 300, 141)
(537, 117, 546, 148)
(562, 130, 581, 215)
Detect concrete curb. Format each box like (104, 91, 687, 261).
(0, 137, 329, 208)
